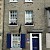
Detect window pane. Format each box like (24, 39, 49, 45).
(46, 33, 50, 48)
(12, 34, 20, 48)
(9, 10, 17, 25)
(25, 10, 33, 25)
(18, 44, 20, 47)
(47, 10, 50, 26)
(18, 34, 20, 36)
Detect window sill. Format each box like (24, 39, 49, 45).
(25, 1, 33, 3)
(25, 25, 34, 26)
(8, 25, 18, 26)
(9, 1, 18, 3)
(10, 48, 22, 50)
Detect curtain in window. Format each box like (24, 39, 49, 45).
(25, 11, 33, 23)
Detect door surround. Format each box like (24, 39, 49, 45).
(30, 33, 42, 50)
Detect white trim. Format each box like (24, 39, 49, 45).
(46, 33, 50, 48)
(47, 10, 50, 26)
(25, 11, 26, 24)
(32, 36, 38, 38)
(9, 10, 18, 25)
(9, 0, 18, 2)
(11, 34, 21, 48)
(39, 33, 42, 50)
(11, 34, 13, 48)
(25, 1, 33, 2)
(25, 0, 33, 2)
(9, 1, 18, 3)
(25, 10, 33, 25)
(25, 25, 34, 26)
(10, 48, 22, 50)
(9, 11, 10, 24)
(30, 33, 32, 50)
(30, 33, 42, 50)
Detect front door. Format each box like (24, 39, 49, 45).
(30, 33, 42, 50)
(32, 38, 39, 50)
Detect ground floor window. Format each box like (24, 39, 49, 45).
(11, 34, 20, 48)
(46, 33, 50, 48)
(7, 33, 26, 48)
(30, 33, 42, 50)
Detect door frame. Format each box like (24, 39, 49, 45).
(30, 33, 42, 50)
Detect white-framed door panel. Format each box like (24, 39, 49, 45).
(30, 33, 42, 50)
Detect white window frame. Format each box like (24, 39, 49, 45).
(11, 34, 21, 48)
(25, 10, 34, 26)
(47, 10, 50, 26)
(9, 10, 18, 26)
(30, 33, 42, 50)
(46, 33, 50, 48)
(25, 0, 33, 2)
(9, 0, 18, 2)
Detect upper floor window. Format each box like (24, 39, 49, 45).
(45, 7, 50, 27)
(47, 10, 50, 26)
(25, 10, 33, 25)
(25, 0, 33, 2)
(9, 0, 18, 2)
(9, 10, 17, 25)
